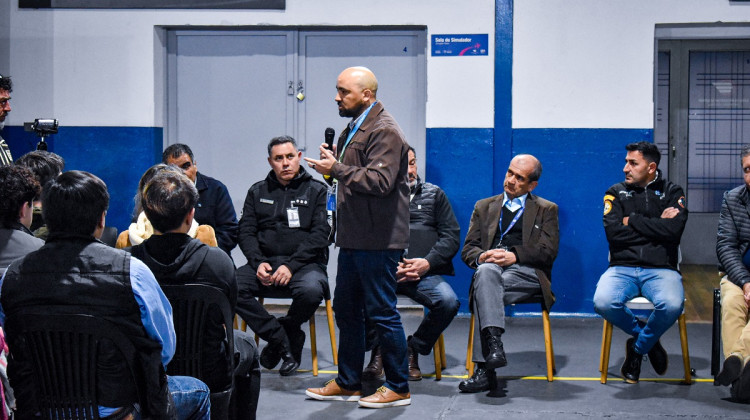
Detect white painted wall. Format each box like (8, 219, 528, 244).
(513, 0, 750, 129)
(6, 0, 495, 129)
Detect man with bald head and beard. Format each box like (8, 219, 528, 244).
(304, 67, 411, 408)
(460, 154, 559, 393)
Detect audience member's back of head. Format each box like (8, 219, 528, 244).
(15, 151, 65, 194)
(0, 166, 40, 228)
(43, 171, 109, 236)
(133, 163, 184, 218)
(142, 171, 199, 234)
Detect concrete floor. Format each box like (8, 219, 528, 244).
(254, 311, 747, 419)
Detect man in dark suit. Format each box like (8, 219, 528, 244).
(459, 154, 559, 393)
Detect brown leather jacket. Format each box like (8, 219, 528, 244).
(462, 192, 560, 310)
(330, 101, 410, 250)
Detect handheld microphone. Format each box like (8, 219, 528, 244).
(324, 127, 335, 150)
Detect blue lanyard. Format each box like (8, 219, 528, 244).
(338, 101, 377, 162)
(498, 206, 524, 241)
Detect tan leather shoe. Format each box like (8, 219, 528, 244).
(305, 379, 362, 402)
(358, 386, 411, 408)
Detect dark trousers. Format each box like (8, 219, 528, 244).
(231, 329, 261, 420)
(236, 264, 326, 341)
(334, 249, 409, 394)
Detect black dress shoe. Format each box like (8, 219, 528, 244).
(621, 337, 643, 384)
(362, 345, 384, 380)
(717, 353, 743, 387)
(260, 343, 282, 370)
(279, 350, 300, 376)
(482, 327, 507, 370)
(647, 339, 668, 376)
(458, 366, 497, 393)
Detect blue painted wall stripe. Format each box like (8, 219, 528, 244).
(425, 127, 654, 315)
(494, 0, 513, 195)
(3, 125, 163, 232)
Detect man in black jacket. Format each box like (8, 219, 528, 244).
(363, 146, 460, 381)
(715, 144, 750, 400)
(593, 141, 688, 384)
(163, 143, 239, 255)
(236, 136, 328, 376)
(129, 170, 260, 419)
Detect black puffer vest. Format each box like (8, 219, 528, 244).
(2, 233, 173, 418)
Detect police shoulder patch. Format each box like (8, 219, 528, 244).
(678, 196, 686, 208)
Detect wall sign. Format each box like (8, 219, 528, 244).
(19, 0, 284, 9)
(431, 34, 488, 56)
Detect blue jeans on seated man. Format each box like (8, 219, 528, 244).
(114, 375, 210, 420)
(593, 266, 684, 355)
(395, 274, 459, 354)
(365, 274, 460, 354)
(333, 249, 409, 394)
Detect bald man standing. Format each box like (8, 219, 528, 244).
(304, 67, 411, 408)
(460, 154, 559, 393)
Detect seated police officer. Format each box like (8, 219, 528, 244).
(236, 136, 328, 376)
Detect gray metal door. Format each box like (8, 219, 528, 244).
(166, 28, 427, 267)
(298, 31, 426, 159)
(656, 40, 750, 264)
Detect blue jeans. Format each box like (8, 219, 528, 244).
(104, 376, 210, 419)
(165, 375, 211, 420)
(593, 266, 684, 354)
(334, 249, 409, 394)
(396, 274, 459, 354)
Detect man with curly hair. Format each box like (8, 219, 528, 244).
(0, 165, 43, 273)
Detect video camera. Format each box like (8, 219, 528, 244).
(23, 118, 58, 151)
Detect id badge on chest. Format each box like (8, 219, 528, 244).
(287, 206, 301, 228)
(326, 182, 337, 212)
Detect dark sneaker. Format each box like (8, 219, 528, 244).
(458, 367, 497, 393)
(362, 346, 384, 380)
(647, 339, 668, 376)
(482, 327, 507, 370)
(717, 353, 743, 387)
(621, 337, 643, 384)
